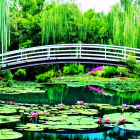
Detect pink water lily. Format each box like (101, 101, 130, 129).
(104, 118, 111, 122)
(117, 118, 126, 123)
(122, 104, 128, 108)
(99, 117, 103, 122)
(29, 111, 38, 117)
(136, 105, 140, 108)
(76, 101, 84, 105)
(6, 102, 10, 104)
(16, 103, 24, 105)
(58, 103, 65, 106)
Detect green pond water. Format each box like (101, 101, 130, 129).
(0, 83, 140, 140)
(0, 84, 140, 106)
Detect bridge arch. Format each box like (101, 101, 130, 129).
(0, 43, 139, 71)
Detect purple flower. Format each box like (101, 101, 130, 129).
(88, 66, 104, 75)
(99, 117, 103, 122)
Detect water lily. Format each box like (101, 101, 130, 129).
(29, 111, 38, 117)
(99, 117, 103, 122)
(117, 118, 126, 123)
(76, 101, 84, 105)
(5, 102, 10, 104)
(104, 118, 111, 122)
(58, 103, 65, 106)
(136, 105, 140, 108)
(122, 104, 128, 109)
(16, 103, 24, 105)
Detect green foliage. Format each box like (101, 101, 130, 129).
(15, 69, 26, 81)
(63, 64, 84, 75)
(125, 73, 135, 78)
(8, 0, 140, 80)
(125, 56, 137, 73)
(19, 39, 32, 49)
(0, 70, 13, 82)
(108, 39, 112, 45)
(6, 80, 14, 87)
(63, 66, 69, 75)
(91, 71, 98, 76)
(134, 63, 140, 75)
(101, 66, 118, 78)
(117, 67, 128, 77)
(36, 69, 54, 82)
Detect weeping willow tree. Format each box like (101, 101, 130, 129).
(41, 0, 87, 45)
(107, 0, 140, 48)
(0, 0, 10, 56)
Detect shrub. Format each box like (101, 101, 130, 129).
(88, 66, 104, 75)
(101, 66, 118, 78)
(15, 69, 26, 81)
(6, 80, 14, 87)
(1, 70, 13, 82)
(91, 71, 98, 76)
(36, 69, 54, 83)
(125, 73, 135, 78)
(63, 66, 69, 75)
(117, 67, 128, 77)
(69, 64, 79, 74)
(125, 56, 137, 73)
(77, 64, 84, 73)
(134, 63, 140, 75)
(63, 64, 84, 75)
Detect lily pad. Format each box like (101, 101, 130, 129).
(0, 129, 23, 139)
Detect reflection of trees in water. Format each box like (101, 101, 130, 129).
(107, 127, 140, 140)
(0, 84, 140, 105)
(42, 84, 68, 104)
(116, 91, 140, 103)
(23, 132, 91, 140)
(22, 127, 140, 140)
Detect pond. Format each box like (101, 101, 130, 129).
(0, 83, 140, 140)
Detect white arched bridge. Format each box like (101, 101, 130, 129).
(0, 43, 140, 70)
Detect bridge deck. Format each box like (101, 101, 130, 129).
(0, 43, 139, 70)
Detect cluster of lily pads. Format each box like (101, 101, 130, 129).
(0, 100, 115, 132)
(1, 100, 140, 136)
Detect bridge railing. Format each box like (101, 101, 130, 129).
(0, 44, 140, 68)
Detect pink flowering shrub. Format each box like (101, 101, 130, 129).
(88, 66, 104, 75)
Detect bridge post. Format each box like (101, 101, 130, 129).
(48, 45, 50, 59)
(21, 50, 22, 59)
(124, 47, 126, 59)
(105, 46, 106, 59)
(80, 44, 81, 58)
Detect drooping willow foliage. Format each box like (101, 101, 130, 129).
(0, 0, 10, 54)
(107, 0, 140, 48)
(42, 0, 87, 45)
